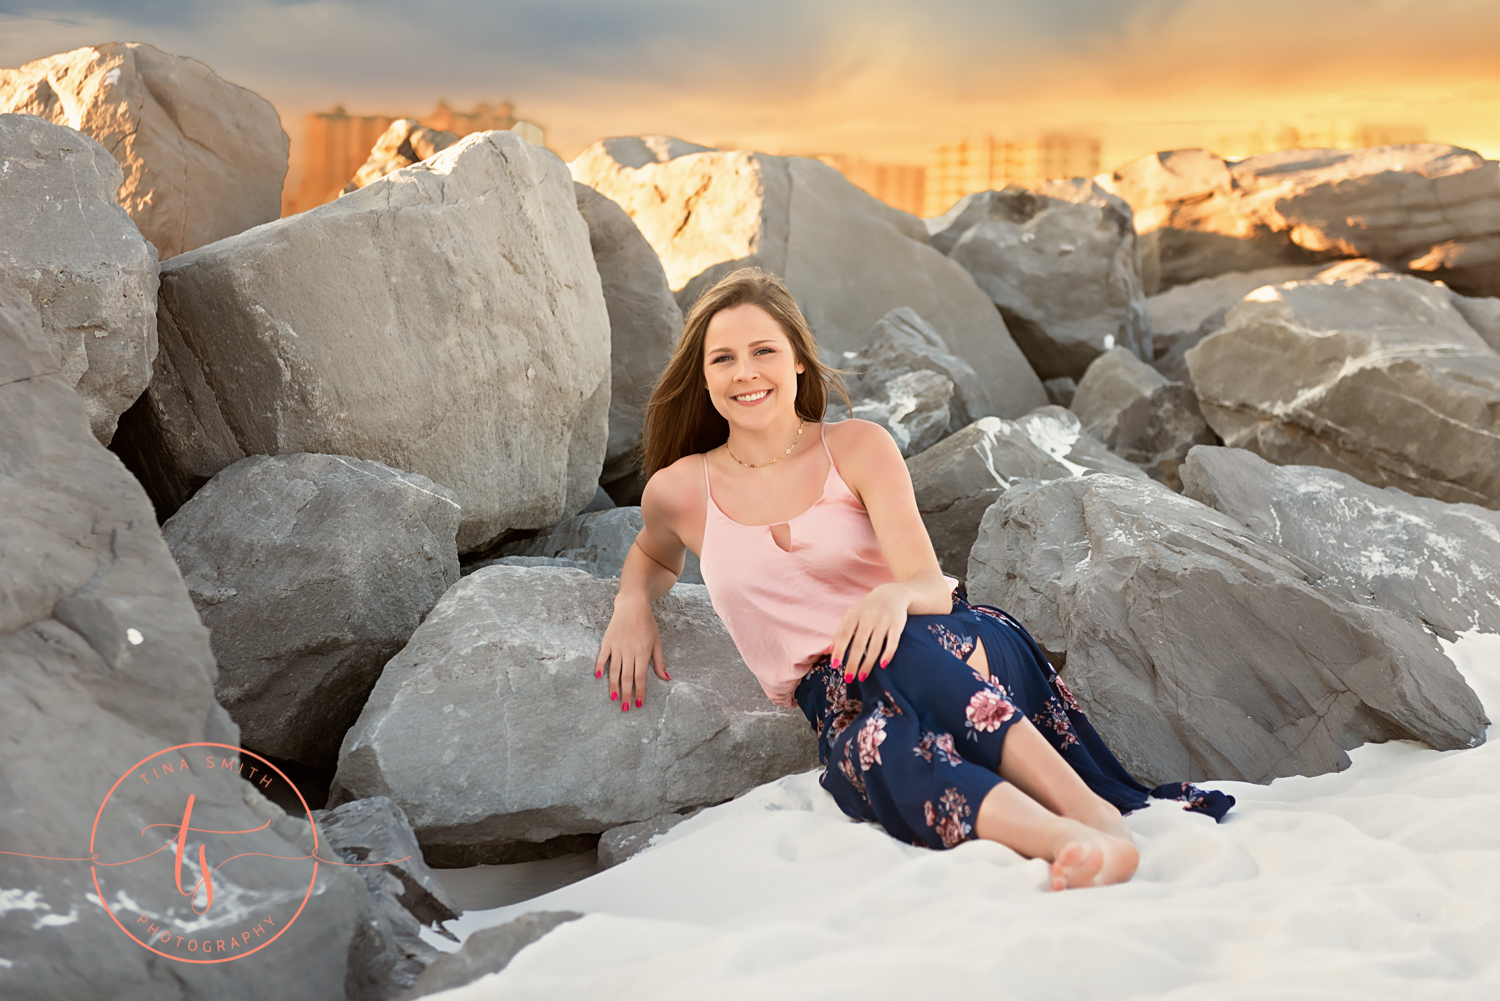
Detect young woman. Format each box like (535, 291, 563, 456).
(594, 268, 1231, 891)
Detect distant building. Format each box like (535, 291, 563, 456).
(1210, 121, 1428, 159)
(924, 134, 1100, 218)
(285, 101, 546, 216)
(813, 154, 926, 216)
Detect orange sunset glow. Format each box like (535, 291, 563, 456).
(6, 0, 1500, 220)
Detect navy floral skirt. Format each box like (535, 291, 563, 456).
(795, 594, 1234, 849)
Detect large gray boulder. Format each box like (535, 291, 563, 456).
(927, 181, 1152, 380)
(597, 812, 689, 869)
(500, 506, 703, 584)
(1182, 445, 1500, 641)
(838, 307, 989, 434)
(331, 566, 816, 860)
(1186, 268, 1500, 509)
(162, 453, 461, 768)
(400, 912, 583, 1000)
(314, 796, 463, 927)
(0, 284, 395, 999)
(1, 43, 288, 259)
(574, 183, 682, 492)
(966, 474, 1487, 786)
(841, 369, 956, 458)
(571, 137, 1047, 418)
(1145, 263, 1334, 381)
(1071, 347, 1215, 490)
(0, 114, 157, 445)
(112, 130, 610, 549)
(1101, 145, 1500, 296)
(907, 407, 1144, 579)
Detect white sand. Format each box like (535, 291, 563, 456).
(422, 631, 1500, 1001)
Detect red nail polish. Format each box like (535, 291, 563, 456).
(881, 657, 890, 668)
(831, 656, 841, 669)
(595, 671, 602, 679)
(844, 673, 854, 684)
(622, 702, 629, 712)
(664, 672, 671, 680)
(635, 698, 642, 708)
(611, 692, 619, 701)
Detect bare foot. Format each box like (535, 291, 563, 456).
(1048, 831, 1138, 891)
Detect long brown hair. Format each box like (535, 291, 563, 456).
(642, 268, 850, 478)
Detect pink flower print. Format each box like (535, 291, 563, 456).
(966, 689, 1016, 733)
(1052, 675, 1083, 713)
(937, 814, 967, 848)
(924, 800, 937, 828)
(857, 714, 887, 770)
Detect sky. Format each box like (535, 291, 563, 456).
(5, 0, 1500, 190)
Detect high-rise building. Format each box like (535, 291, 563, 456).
(285, 101, 546, 216)
(924, 134, 1101, 218)
(814, 154, 926, 216)
(1210, 121, 1428, 159)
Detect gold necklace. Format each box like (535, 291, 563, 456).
(725, 419, 805, 468)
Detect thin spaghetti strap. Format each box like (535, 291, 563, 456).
(819, 420, 832, 462)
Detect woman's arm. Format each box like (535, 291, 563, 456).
(593, 464, 696, 710)
(826, 420, 953, 682)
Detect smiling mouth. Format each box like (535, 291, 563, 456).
(732, 389, 770, 402)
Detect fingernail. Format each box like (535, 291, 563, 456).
(595, 671, 602, 679)
(622, 702, 629, 712)
(859, 672, 869, 681)
(881, 657, 890, 668)
(831, 657, 841, 669)
(635, 698, 642, 708)
(844, 673, 854, 684)
(611, 692, 619, 701)
(664, 672, 671, 680)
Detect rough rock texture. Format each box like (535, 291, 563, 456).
(907, 407, 1145, 579)
(1182, 446, 1500, 640)
(0, 114, 157, 445)
(966, 474, 1487, 786)
(0, 42, 288, 259)
(112, 130, 610, 549)
(1101, 145, 1500, 296)
(1185, 268, 1500, 509)
(1449, 287, 1500, 354)
(502, 506, 703, 584)
(838, 370, 956, 457)
(331, 567, 817, 857)
(1147, 261, 1390, 382)
(573, 182, 682, 489)
(344, 119, 459, 193)
(314, 796, 463, 926)
(926, 181, 1152, 380)
(597, 812, 688, 869)
(0, 279, 396, 999)
(162, 453, 461, 768)
(839, 307, 989, 434)
(400, 912, 583, 1000)
(1071, 347, 1215, 490)
(571, 136, 1046, 418)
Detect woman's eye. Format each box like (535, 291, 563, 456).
(754, 347, 774, 356)
(711, 354, 732, 364)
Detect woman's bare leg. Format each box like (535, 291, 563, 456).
(965, 637, 1130, 842)
(998, 717, 1132, 842)
(974, 782, 1139, 890)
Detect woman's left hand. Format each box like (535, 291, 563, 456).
(830, 583, 912, 683)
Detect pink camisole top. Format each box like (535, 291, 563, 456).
(697, 424, 955, 707)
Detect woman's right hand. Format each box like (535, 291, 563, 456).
(595, 592, 669, 712)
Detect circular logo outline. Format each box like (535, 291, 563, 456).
(90, 742, 320, 964)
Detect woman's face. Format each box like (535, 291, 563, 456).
(702, 303, 806, 432)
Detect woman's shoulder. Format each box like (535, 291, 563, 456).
(642, 452, 709, 518)
(823, 418, 903, 461)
